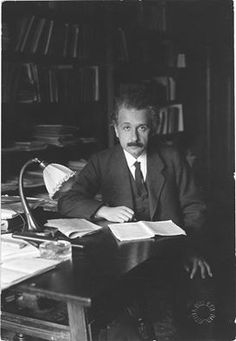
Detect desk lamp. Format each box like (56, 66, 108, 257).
(18, 158, 75, 235)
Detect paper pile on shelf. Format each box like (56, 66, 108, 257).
(33, 124, 80, 147)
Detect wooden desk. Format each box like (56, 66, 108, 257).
(1, 226, 186, 341)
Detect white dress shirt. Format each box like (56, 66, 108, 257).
(123, 150, 147, 181)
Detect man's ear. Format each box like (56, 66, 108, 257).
(114, 125, 119, 138)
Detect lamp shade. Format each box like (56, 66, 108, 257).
(42, 163, 75, 199)
(18, 158, 76, 232)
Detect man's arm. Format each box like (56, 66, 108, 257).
(172, 149, 212, 279)
(57, 155, 103, 219)
(57, 153, 134, 222)
(172, 149, 206, 237)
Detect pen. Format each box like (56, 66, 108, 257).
(71, 244, 84, 249)
(12, 234, 39, 248)
(12, 233, 54, 244)
(12, 233, 84, 249)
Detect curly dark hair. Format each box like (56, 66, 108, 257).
(111, 83, 160, 134)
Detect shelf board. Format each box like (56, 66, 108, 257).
(114, 62, 186, 80)
(3, 51, 106, 67)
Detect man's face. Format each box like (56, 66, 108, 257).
(114, 106, 151, 158)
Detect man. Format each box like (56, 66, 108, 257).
(58, 86, 211, 279)
(58, 86, 212, 338)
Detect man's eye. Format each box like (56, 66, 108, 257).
(138, 126, 148, 132)
(123, 126, 130, 131)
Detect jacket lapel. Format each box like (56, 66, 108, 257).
(146, 150, 166, 220)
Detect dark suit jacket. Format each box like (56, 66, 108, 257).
(58, 144, 207, 237)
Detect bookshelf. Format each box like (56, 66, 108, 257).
(2, 1, 110, 193)
(2, 1, 234, 202)
(2, 1, 188, 193)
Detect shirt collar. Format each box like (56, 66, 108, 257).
(123, 149, 147, 168)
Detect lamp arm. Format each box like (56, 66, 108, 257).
(19, 158, 43, 232)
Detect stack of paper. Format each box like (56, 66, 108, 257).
(1, 234, 61, 290)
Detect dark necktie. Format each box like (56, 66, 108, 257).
(134, 161, 148, 198)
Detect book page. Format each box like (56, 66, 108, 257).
(1, 255, 60, 290)
(108, 221, 154, 241)
(45, 218, 102, 239)
(1, 267, 28, 288)
(142, 220, 186, 236)
(1, 234, 40, 262)
(2, 257, 59, 274)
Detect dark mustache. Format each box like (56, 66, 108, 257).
(127, 142, 143, 147)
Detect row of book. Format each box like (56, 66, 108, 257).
(4, 13, 185, 66)
(3, 62, 100, 103)
(19, 1, 167, 34)
(156, 104, 184, 135)
(116, 27, 186, 67)
(119, 77, 176, 107)
(7, 15, 105, 59)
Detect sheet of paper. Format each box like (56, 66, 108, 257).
(1, 266, 27, 289)
(45, 218, 102, 239)
(143, 220, 186, 236)
(108, 222, 154, 241)
(1, 250, 60, 291)
(1, 234, 39, 262)
(2, 256, 59, 274)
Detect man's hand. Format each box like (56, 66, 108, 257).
(184, 256, 213, 279)
(95, 206, 134, 223)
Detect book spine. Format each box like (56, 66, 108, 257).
(118, 28, 129, 62)
(26, 63, 34, 84)
(30, 63, 41, 103)
(72, 24, 80, 58)
(31, 18, 46, 54)
(20, 16, 35, 53)
(157, 110, 163, 134)
(15, 17, 28, 52)
(63, 23, 70, 58)
(162, 107, 168, 135)
(52, 69, 59, 103)
(176, 104, 184, 132)
(168, 77, 176, 101)
(168, 106, 174, 134)
(44, 20, 54, 55)
(92, 66, 99, 101)
(48, 69, 53, 103)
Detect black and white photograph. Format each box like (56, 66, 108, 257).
(1, 1, 235, 340)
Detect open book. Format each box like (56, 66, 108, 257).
(45, 218, 102, 239)
(1, 234, 61, 290)
(108, 220, 186, 241)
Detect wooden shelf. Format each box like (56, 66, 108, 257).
(114, 62, 185, 80)
(3, 52, 106, 67)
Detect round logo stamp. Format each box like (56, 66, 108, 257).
(191, 300, 216, 325)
